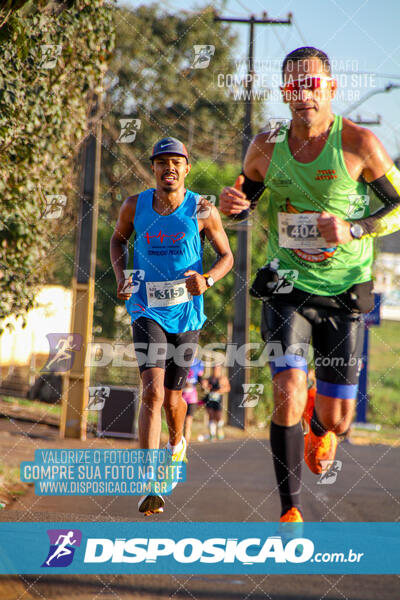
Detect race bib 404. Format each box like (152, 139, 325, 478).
(278, 212, 329, 249)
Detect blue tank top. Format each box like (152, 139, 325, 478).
(125, 188, 207, 333)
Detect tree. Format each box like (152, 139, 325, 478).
(94, 3, 266, 337)
(0, 0, 114, 329)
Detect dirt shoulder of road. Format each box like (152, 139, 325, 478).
(0, 414, 139, 509)
(0, 398, 60, 426)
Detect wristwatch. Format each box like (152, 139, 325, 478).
(350, 223, 364, 239)
(203, 273, 215, 288)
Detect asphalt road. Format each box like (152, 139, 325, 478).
(1, 427, 400, 599)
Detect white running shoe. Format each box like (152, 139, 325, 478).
(138, 438, 187, 516)
(164, 437, 187, 492)
(138, 490, 165, 516)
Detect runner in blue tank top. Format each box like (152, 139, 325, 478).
(110, 137, 233, 516)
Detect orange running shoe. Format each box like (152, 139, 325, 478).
(303, 390, 338, 475)
(279, 507, 303, 523)
(279, 508, 304, 555)
(304, 428, 338, 475)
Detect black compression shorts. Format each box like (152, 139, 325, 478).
(132, 317, 200, 390)
(205, 399, 223, 411)
(185, 403, 198, 417)
(260, 291, 364, 400)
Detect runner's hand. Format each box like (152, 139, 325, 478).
(219, 175, 251, 216)
(117, 276, 133, 300)
(317, 211, 352, 244)
(184, 270, 208, 295)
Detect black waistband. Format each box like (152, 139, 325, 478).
(272, 280, 374, 313)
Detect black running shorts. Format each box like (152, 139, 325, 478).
(132, 317, 200, 390)
(205, 399, 223, 411)
(261, 291, 364, 399)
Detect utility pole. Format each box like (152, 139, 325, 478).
(60, 96, 102, 440)
(214, 12, 291, 429)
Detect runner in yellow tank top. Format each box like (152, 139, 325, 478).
(220, 47, 400, 524)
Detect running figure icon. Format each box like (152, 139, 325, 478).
(45, 335, 79, 371)
(45, 531, 77, 566)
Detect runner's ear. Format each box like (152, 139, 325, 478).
(330, 79, 337, 98)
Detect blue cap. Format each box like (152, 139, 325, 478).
(149, 137, 189, 162)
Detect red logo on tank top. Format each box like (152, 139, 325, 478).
(315, 169, 337, 180)
(131, 304, 145, 312)
(145, 231, 186, 244)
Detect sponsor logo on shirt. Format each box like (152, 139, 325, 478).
(315, 169, 337, 180)
(271, 176, 292, 187)
(145, 231, 186, 244)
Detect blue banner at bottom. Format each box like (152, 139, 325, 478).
(0, 522, 398, 574)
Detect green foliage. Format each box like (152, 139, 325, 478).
(100, 1, 266, 205)
(0, 1, 31, 14)
(186, 159, 274, 423)
(186, 160, 270, 337)
(94, 216, 125, 339)
(187, 160, 237, 341)
(368, 319, 400, 427)
(187, 159, 273, 420)
(104, 3, 245, 184)
(95, 3, 265, 336)
(0, 0, 114, 326)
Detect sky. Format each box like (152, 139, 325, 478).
(118, 0, 400, 157)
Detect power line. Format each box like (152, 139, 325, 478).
(292, 16, 308, 45)
(273, 27, 287, 53)
(233, 0, 249, 14)
(342, 83, 400, 117)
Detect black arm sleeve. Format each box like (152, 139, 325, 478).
(357, 172, 400, 236)
(230, 172, 266, 221)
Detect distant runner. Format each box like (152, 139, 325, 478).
(183, 357, 204, 444)
(203, 364, 230, 440)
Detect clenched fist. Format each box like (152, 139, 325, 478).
(117, 277, 133, 300)
(219, 174, 250, 216)
(317, 211, 352, 245)
(184, 270, 208, 295)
